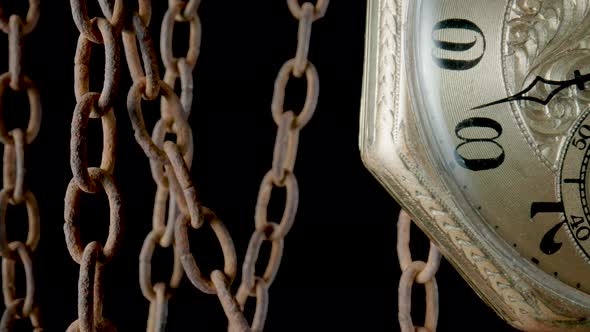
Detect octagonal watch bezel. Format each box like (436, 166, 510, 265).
(359, 0, 590, 330)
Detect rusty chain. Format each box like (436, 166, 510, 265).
(63, 0, 329, 330)
(228, 2, 327, 331)
(123, 0, 328, 330)
(0, 0, 43, 331)
(397, 210, 441, 332)
(66, 0, 124, 331)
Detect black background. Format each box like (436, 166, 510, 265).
(0, 0, 515, 331)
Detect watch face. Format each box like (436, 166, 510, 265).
(408, 0, 590, 292)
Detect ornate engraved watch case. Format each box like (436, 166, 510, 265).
(360, 0, 590, 330)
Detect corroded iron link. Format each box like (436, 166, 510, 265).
(64, 168, 123, 265)
(140, 228, 183, 331)
(0, 0, 40, 35)
(125, 15, 161, 100)
(146, 283, 168, 332)
(0, 2, 42, 329)
(163, 142, 199, 227)
(0, 74, 41, 145)
(152, 185, 177, 248)
(5, 129, 25, 204)
(139, 229, 183, 302)
(127, 79, 189, 164)
(254, 171, 298, 240)
(287, 0, 328, 20)
(150, 119, 193, 188)
(2, 241, 35, 318)
(0, 190, 40, 260)
(293, 3, 313, 78)
(270, 111, 299, 185)
(271, 59, 319, 129)
(8, 16, 23, 91)
(160, 2, 201, 75)
(397, 210, 441, 332)
(74, 18, 121, 113)
(211, 271, 251, 332)
(233, 278, 269, 332)
(70, 0, 123, 43)
(0, 298, 42, 332)
(175, 209, 237, 294)
(241, 228, 284, 294)
(70, 94, 117, 193)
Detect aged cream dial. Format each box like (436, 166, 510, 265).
(407, 0, 590, 293)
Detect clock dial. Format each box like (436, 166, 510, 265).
(560, 111, 590, 261)
(408, 0, 590, 292)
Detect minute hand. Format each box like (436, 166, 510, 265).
(472, 70, 590, 110)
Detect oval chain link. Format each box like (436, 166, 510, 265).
(0, 1, 42, 330)
(397, 210, 441, 332)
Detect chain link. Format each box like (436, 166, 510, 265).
(66, 1, 124, 330)
(0, 0, 39, 36)
(139, 228, 184, 332)
(0, 299, 42, 332)
(135, 1, 328, 329)
(397, 210, 441, 332)
(0, 74, 41, 145)
(175, 208, 237, 294)
(0, 1, 42, 330)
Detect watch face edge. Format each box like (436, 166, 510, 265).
(359, 0, 590, 329)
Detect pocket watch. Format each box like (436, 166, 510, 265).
(360, 0, 590, 330)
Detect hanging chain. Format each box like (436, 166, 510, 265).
(0, 0, 42, 330)
(397, 210, 441, 332)
(228, 1, 327, 331)
(122, 0, 246, 329)
(64, 0, 328, 330)
(125, 0, 329, 330)
(65, 0, 124, 330)
(132, 0, 201, 329)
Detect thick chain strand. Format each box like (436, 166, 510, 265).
(0, 1, 43, 330)
(397, 210, 441, 332)
(66, 1, 124, 331)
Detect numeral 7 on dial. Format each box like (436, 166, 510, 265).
(530, 202, 565, 255)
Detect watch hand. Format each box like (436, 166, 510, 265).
(472, 70, 590, 110)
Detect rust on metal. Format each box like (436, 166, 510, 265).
(66, 2, 125, 329)
(0, 3, 42, 327)
(60, 1, 329, 330)
(397, 210, 441, 332)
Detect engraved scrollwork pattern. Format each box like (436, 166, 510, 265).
(503, 0, 590, 171)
